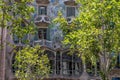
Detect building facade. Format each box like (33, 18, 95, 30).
(5, 0, 120, 80)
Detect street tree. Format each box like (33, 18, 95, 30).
(13, 45, 50, 80)
(54, 0, 120, 80)
(0, 0, 50, 80)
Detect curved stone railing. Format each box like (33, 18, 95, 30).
(34, 39, 52, 48)
(34, 39, 70, 50)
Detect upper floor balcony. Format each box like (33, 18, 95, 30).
(34, 15, 50, 28)
(34, 39, 66, 50)
(34, 40, 70, 51)
(36, 0, 50, 4)
(66, 16, 75, 24)
(34, 39, 52, 48)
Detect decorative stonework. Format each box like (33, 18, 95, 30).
(110, 69, 120, 75)
(66, 16, 75, 24)
(64, 0, 77, 6)
(36, 0, 50, 4)
(34, 15, 50, 27)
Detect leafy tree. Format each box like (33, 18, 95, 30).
(54, 0, 120, 80)
(0, 0, 49, 80)
(13, 45, 50, 80)
(0, 0, 34, 79)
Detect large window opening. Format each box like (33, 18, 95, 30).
(62, 52, 82, 76)
(38, 28, 47, 39)
(44, 51, 82, 76)
(38, 6, 47, 15)
(66, 7, 75, 17)
(73, 54, 82, 76)
(62, 53, 72, 76)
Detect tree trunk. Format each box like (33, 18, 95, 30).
(0, 27, 7, 80)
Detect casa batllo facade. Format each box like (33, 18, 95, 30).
(4, 0, 120, 80)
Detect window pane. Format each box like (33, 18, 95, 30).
(38, 30, 42, 39)
(38, 28, 47, 39)
(56, 51, 61, 75)
(67, 7, 75, 17)
(56, 61, 60, 75)
(38, 6, 47, 15)
(56, 51, 60, 60)
(63, 62, 68, 75)
(50, 60, 55, 74)
(43, 29, 47, 39)
(45, 50, 55, 60)
(86, 61, 95, 76)
(62, 52, 72, 61)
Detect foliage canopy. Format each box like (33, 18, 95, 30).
(54, 0, 120, 79)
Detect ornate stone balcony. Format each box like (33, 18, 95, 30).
(36, 0, 50, 4)
(34, 39, 53, 48)
(34, 15, 50, 28)
(66, 16, 75, 24)
(109, 69, 120, 79)
(64, 0, 77, 6)
(34, 40, 69, 50)
(110, 69, 120, 75)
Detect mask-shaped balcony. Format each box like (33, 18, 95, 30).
(66, 16, 75, 24)
(34, 15, 50, 28)
(36, 0, 50, 4)
(64, 0, 77, 6)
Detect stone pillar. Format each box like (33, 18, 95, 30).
(60, 51, 62, 76)
(0, 27, 7, 80)
(54, 51, 56, 75)
(94, 64, 97, 76)
(72, 54, 73, 76)
(80, 62, 89, 80)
